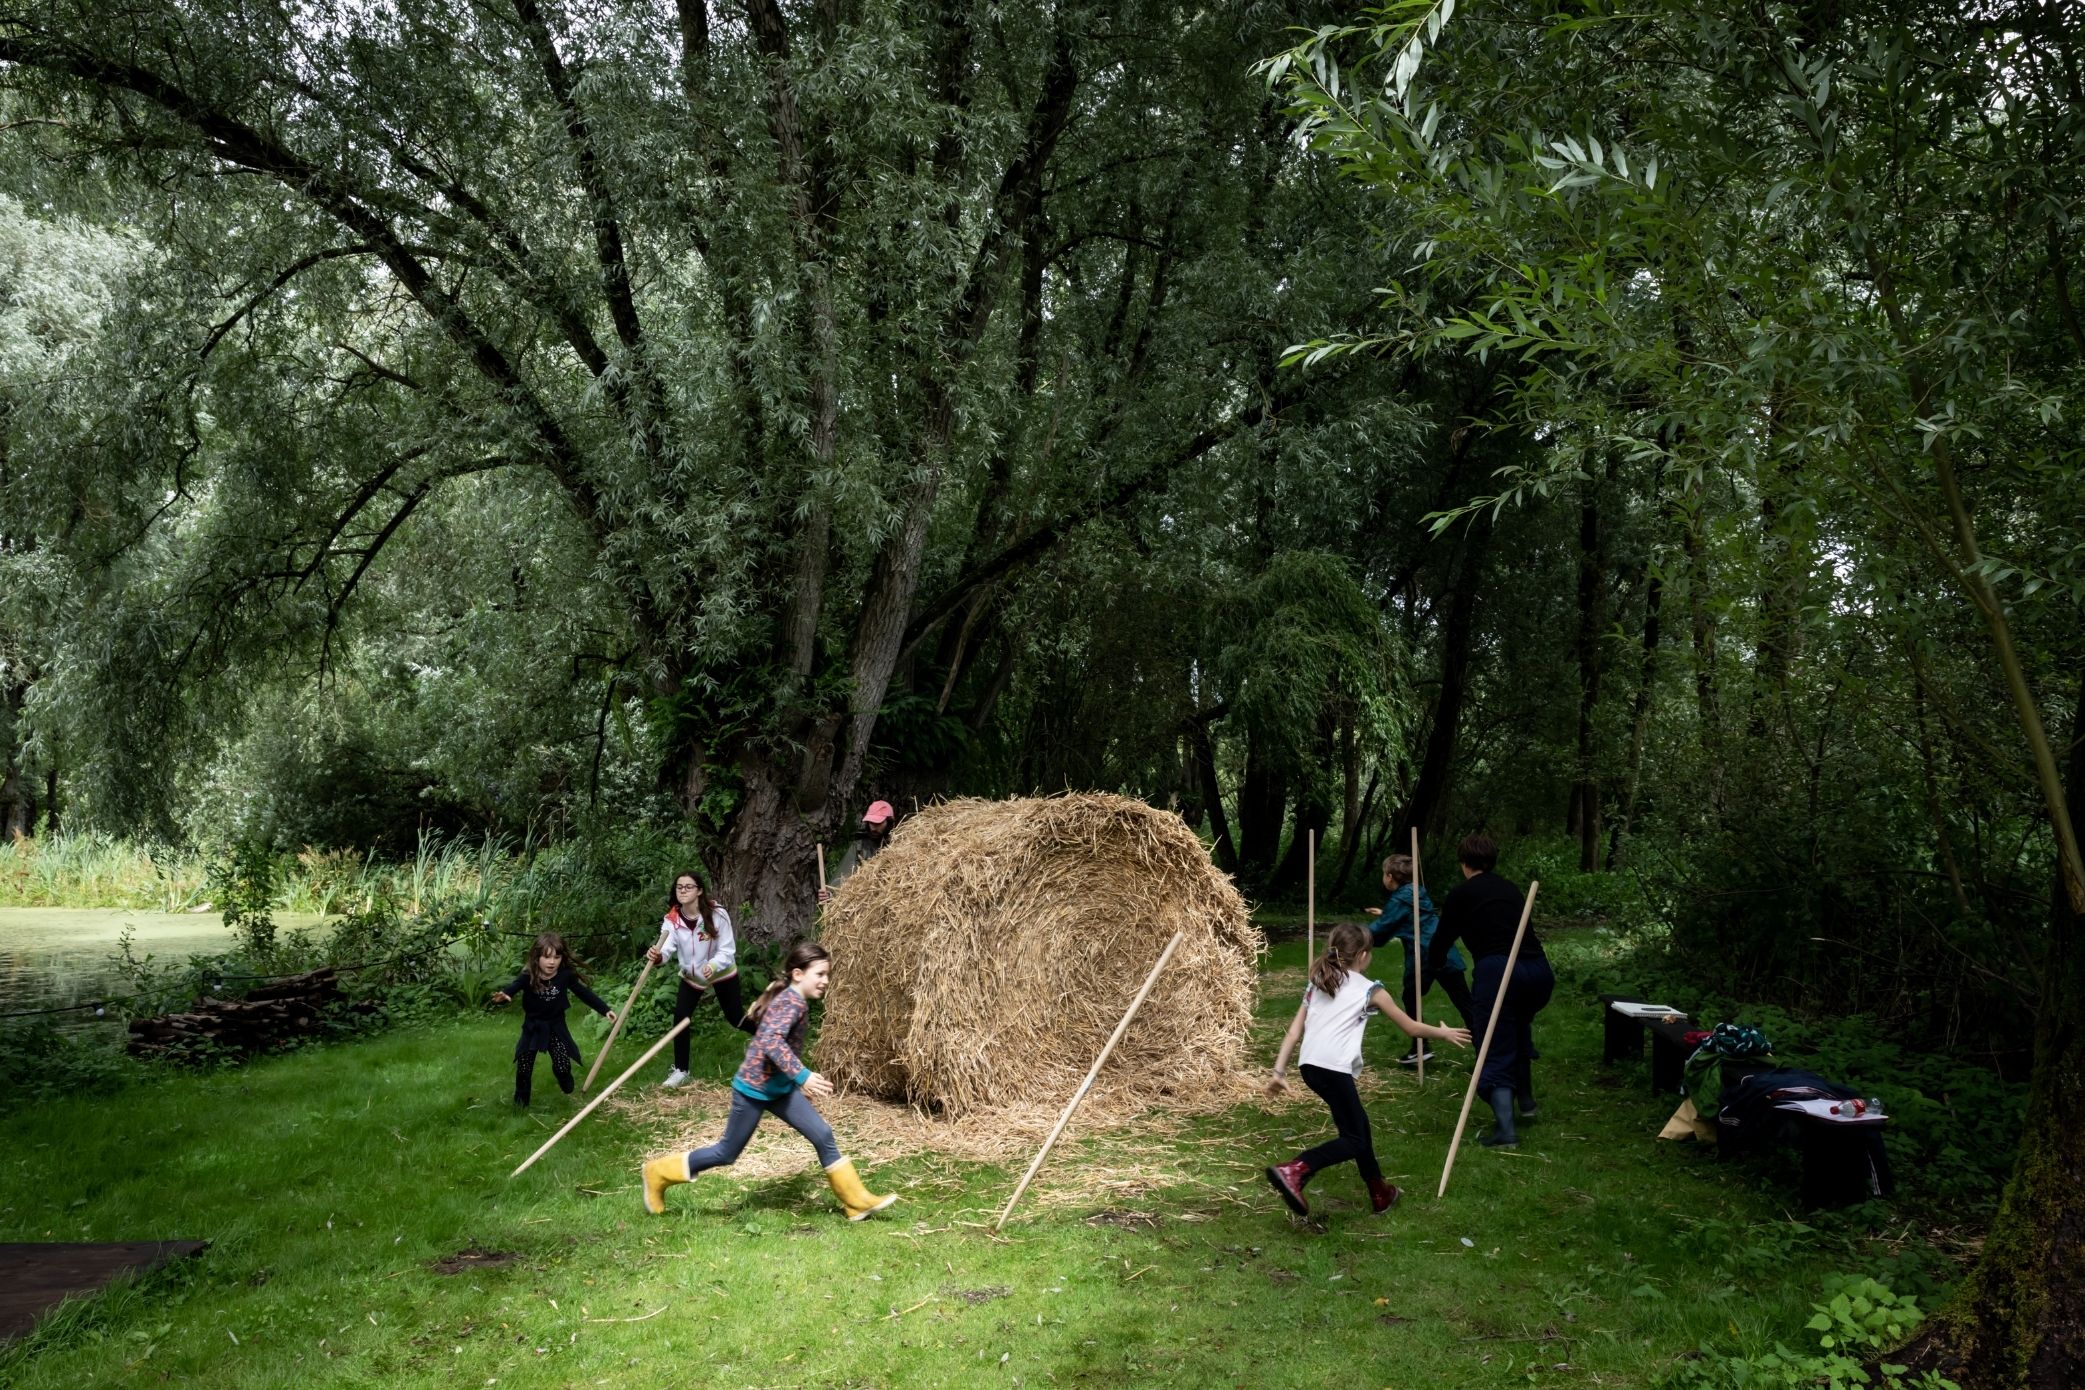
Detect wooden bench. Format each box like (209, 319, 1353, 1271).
(1598, 994, 1697, 1093)
(1719, 1091, 1895, 1208)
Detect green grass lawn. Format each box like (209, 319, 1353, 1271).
(1, 931, 1947, 1388)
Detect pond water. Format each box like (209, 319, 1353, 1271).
(0, 908, 332, 1036)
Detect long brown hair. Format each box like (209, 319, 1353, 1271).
(744, 940, 831, 1029)
(1308, 923, 1370, 998)
(665, 869, 719, 935)
(525, 932, 588, 986)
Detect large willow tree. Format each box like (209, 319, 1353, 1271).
(0, 0, 1405, 928)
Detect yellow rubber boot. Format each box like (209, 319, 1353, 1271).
(642, 1152, 690, 1214)
(824, 1158, 897, 1221)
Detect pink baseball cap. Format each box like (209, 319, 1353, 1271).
(863, 800, 896, 825)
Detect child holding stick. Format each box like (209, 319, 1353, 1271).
(641, 941, 897, 1221)
(1364, 853, 1475, 1066)
(647, 870, 751, 1088)
(1264, 923, 1471, 1218)
(492, 932, 615, 1107)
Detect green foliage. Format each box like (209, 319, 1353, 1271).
(1663, 1276, 1957, 1390)
(207, 839, 281, 965)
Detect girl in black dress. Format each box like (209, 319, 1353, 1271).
(493, 932, 615, 1106)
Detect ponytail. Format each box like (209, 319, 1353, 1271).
(744, 940, 831, 1029)
(1308, 923, 1371, 998)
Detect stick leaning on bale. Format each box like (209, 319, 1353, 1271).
(995, 930, 1186, 1230)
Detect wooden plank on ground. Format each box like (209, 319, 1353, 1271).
(0, 1240, 209, 1342)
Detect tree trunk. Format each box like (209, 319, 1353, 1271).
(1190, 721, 1238, 872)
(1607, 556, 1663, 869)
(1235, 735, 1286, 885)
(1333, 764, 1380, 894)
(1681, 481, 1725, 810)
(1574, 476, 1604, 871)
(1396, 522, 1489, 846)
(1907, 661, 2085, 1387)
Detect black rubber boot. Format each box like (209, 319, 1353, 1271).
(1480, 1087, 1519, 1147)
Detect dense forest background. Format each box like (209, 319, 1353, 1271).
(0, 1, 2080, 1382)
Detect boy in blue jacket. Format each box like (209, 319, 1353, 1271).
(1364, 854, 1475, 1065)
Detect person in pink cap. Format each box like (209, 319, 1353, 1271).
(820, 799, 896, 901)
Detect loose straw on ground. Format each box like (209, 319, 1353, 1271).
(584, 936, 662, 1091)
(1437, 880, 1539, 1198)
(1412, 828, 1425, 1088)
(995, 930, 1185, 1231)
(513, 1018, 690, 1177)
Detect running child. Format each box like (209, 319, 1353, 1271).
(492, 932, 615, 1107)
(647, 869, 751, 1088)
(1363, 853, 1475, 1066)
(1264, 923, 1472, 1217)
(641, 941, 896, 1221)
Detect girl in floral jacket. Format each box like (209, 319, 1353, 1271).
(641, 941, 896, 1221)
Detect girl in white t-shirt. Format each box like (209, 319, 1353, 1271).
(1264, 923, 1471, 1218)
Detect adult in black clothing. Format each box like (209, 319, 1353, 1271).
(1424, 833, 1555, 1147)
(493, 932, 615, 1106)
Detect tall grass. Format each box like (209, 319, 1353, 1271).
(0, 830, 209, 911)
(0, 827, 682, 938)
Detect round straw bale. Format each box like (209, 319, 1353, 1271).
(816, 792, 1261, 1118)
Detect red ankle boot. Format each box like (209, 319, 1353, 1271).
(1265, 1158, 1312, 1216)
(1367, 1177, 1402, 1213)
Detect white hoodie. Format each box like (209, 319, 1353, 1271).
(658, 905, 737, 988)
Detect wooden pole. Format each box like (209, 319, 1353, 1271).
(512, 1018, 691, 1178)
(1306, 829, 1315, 965)
(995, 931, 1185, 1230)
(816, 844, 828, 896)
(1412, 828, 1425, 1088)
(583, 944, 659, 1091)
(1437, 880, 1540, 1199)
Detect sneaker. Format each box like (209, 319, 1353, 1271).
(1396, 1049, 1434, 1066)
(662, 1068, 692, 1088)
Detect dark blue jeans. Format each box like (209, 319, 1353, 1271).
(1470, 954, 1555, 1097)
(686, 1087, 841, 1174)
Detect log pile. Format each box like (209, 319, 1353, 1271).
(126, 969, 378, 1059)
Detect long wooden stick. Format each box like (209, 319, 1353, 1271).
(996, 931, 1185, 1230)
(816, 844, 828, 896)
(1437, 880, 1540, 1198)
(1306, 829, 1315, 965)
(1412, 829, 1425, 1088)
(583, 947, 658, 1091)
(512, 1018, 690, 1178)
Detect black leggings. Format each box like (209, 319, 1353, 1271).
(1297, 1064, 1381, 1182)
(514, 1051, 573, 1106)
(673, 975, 751, 1070)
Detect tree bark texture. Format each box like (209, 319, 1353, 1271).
(1397, 523, 1489, 847)
(1907, 661, 2085, 1388)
